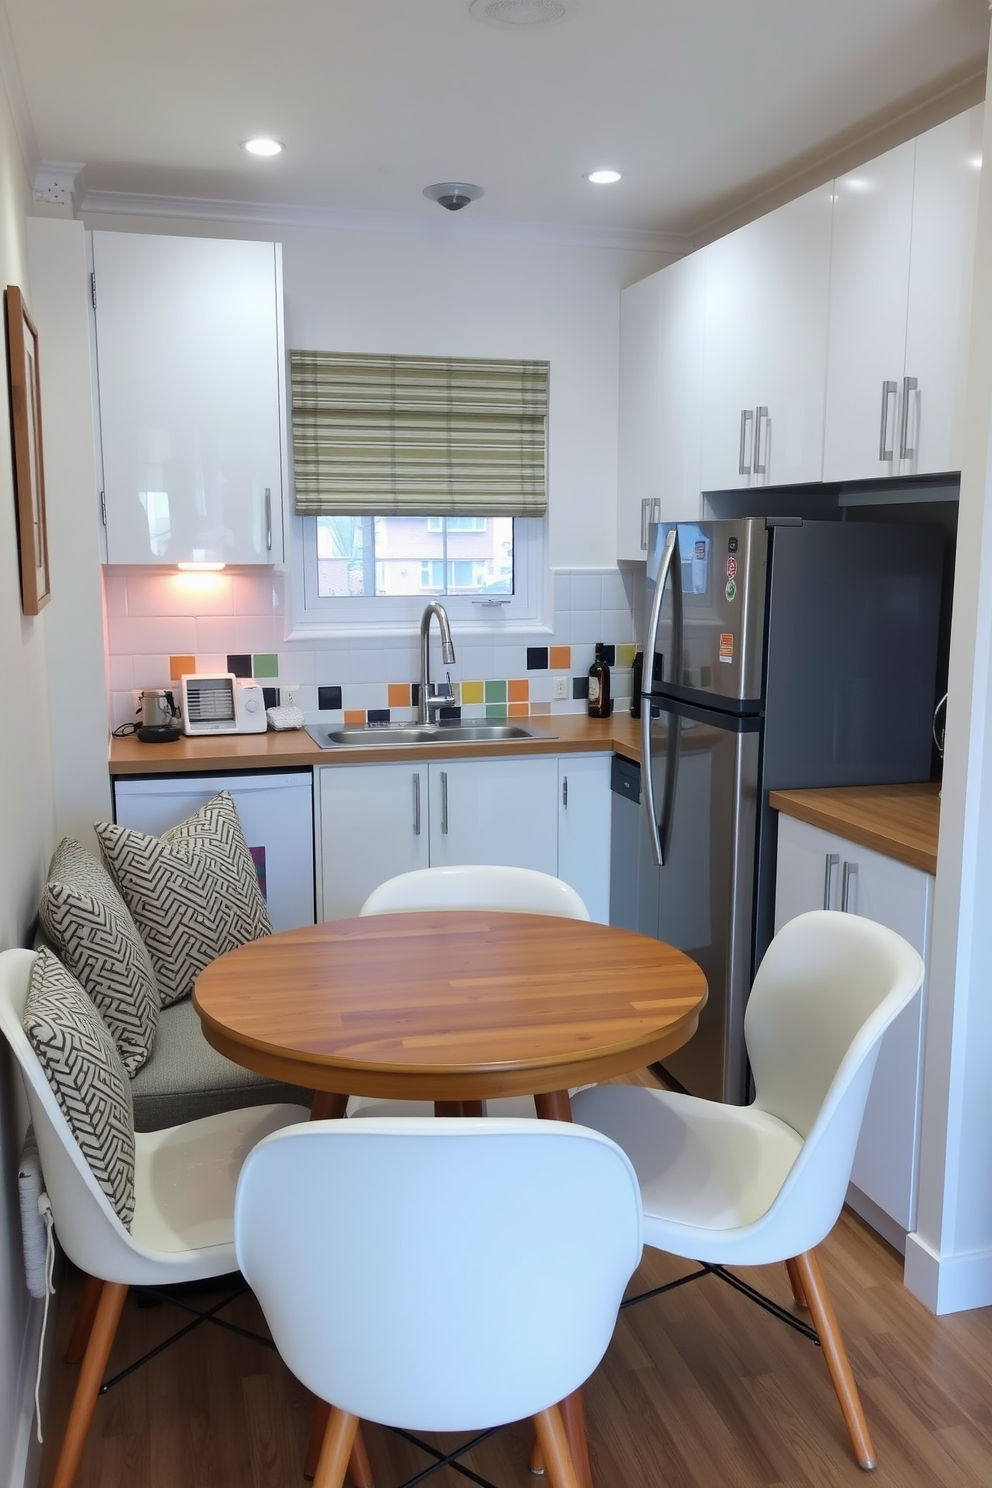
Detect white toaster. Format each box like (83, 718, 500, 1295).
(181, 673, 267, 735)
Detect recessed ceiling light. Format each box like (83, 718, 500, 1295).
(423, 181, 485, 211)
(470, 0, 575, 26)
(242, 138, 284, 158)
(585, 169, 622, 185)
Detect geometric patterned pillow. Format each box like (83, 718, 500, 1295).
(39, 836, 159, 1076)
(95, 791, 272, 1008)
(23, 949, 136, 1228)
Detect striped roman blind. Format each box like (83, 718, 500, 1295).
(290, 351, 549, 517)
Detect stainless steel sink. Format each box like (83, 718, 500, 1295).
(306, 721, 557, 749)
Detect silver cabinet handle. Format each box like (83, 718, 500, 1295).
(562, 775, 568, 809)
(822, 853, 839, 910)
(738, 409, 753, 475)
(264, 487, 272, 552)
(640, 498, 651, 551)
(753, 406, 768, 476)
(440, 771, 449, 835)
(899, 376, 918, 460)
(651, 498, 661, 525)
(841, 860, 858, 913)
(879, 382, 897, 461)
(413, 772, 421, 836)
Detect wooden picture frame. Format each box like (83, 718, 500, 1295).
(5, 285, 51, 614)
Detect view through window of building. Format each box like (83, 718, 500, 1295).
(315, 515, 514, 598)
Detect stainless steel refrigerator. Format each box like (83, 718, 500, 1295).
(641, 516, 942, 1104)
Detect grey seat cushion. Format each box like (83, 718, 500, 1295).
(130, 996, 312, 1132)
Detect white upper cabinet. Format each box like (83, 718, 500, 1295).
(903, 106, 984, 476)
(823, 105, 982, 482)
(617, 252, 705, 560)
(91, 231, 286, 565)
(700, 183, 833, 492)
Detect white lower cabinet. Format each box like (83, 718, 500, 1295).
(318, 753, 611, 923)
(774, 813, 932, 1241)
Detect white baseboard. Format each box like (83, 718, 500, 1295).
(845, 1184, 908, 1255)
(6, 1295, 42, 1488)
(904, 1230, 992, 1314)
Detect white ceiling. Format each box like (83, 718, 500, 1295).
(3, 0, 989, 243)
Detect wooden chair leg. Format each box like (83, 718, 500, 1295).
(313, 1408, 360, 1488)
(556, 1389, 593, 1488)
(305, 1401, 372, 1486)
(785, 1257, 808, 1309)
(793, 1249, 876, 1470)
(533, 1405, 582, 1488)
(50, 1280, 128, 1488)
(310, 1092, 349, 1122)
(347, 1424, 375, 1488)
(64, 1274, 105, 1365)
(529, 1434, 546, 1474)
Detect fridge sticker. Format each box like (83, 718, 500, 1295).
(728, 536, 738, 552)
(719, 633, 734, 663)
(726, 557, 737, 578)
(694, 540, 707, 559)
(725, 578, 737, 601)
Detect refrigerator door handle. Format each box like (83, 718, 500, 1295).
(641, 525, 682, 867)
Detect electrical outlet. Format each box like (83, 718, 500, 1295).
(283, 685, 301, 708)
(552, 676, 569, 700)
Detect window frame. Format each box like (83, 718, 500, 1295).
(287, 511, 549, 638)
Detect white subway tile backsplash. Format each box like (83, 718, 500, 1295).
(126, 571, 236, 617)
(110, 614, 197, 655)
(570, 573, 603, 611)
(103, 572, 128, 618)
(106, 654, 132, 692)
(570, 611, 602, 647)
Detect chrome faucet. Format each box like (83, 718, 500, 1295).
(418, 602, 456, 724)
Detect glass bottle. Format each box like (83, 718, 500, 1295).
(587, 643, 611, 718)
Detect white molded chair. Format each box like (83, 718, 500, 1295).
(355, 865, 590, 1119)
(0, 947, 310, 1488)
(359, 863, 591, 920)
(235, 1116, 642, 1488)
(571, 910, 924, 1472)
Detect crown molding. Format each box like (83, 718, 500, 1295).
(78, 188, 692, 256)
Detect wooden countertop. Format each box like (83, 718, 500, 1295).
(109, 710, 644, 774)
(769, 782, 940, 876)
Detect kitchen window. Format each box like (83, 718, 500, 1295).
(289, 351, 548, 632)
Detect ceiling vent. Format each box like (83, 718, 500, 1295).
(469, 0, 576, 27)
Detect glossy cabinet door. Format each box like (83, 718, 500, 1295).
(427, 756, 558, 873)
(318, 763, 429, 920)
(557, 754, 611, 923)
(823, 142, 917, 481)
(903, 105, 983, 476)
(774, 812, 931, 1236)
(700, 184, 833, 491)
(617, 252, 705, 561)
(92, 231, 285, 564)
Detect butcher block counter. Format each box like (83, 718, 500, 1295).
(109, 712, 644, 774)
(769, 782, 940, 876)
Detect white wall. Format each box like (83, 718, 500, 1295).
(82, 209, 674, 571)
(906, 23, 992, 1313)
(0, 59, 58, 1488)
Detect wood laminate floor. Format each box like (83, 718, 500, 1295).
(39, 1077, 992, 1488)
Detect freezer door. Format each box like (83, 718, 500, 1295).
(646, 518, 768, 709)
(645, 706, 760, 1104)
(112, 772, 316, 931)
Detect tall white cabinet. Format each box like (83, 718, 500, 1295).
(700, 184, 833, 491)
(91, 231, 286, 565)
(775, 813, 932, 1242)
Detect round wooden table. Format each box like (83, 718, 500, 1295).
(193, 911, 707, 1488)
(193, 910, 708, 1110)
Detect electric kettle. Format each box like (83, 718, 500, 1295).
(138, 688, 182, 743)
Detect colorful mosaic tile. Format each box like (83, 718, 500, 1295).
(227, 653, 252, 678)
(252, 652, 279, 678)
(507, 678, 529, 703)
(344, 709, 366, 726)
(550, 645, 571, 670)
(508, 701, 529, 718)
(318, 686, 343, 710)
(388, 683, 411, 709)
(617, 643, 637, 668)
(461, 680, 484, 705)
(170, 654, 196, 680)
(530, 700, 552, 715)
(526, 647, 549, 670)
(572, 676, 589, 699)
(485, 702, 508, 719)
(484, 679, 507, 704)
